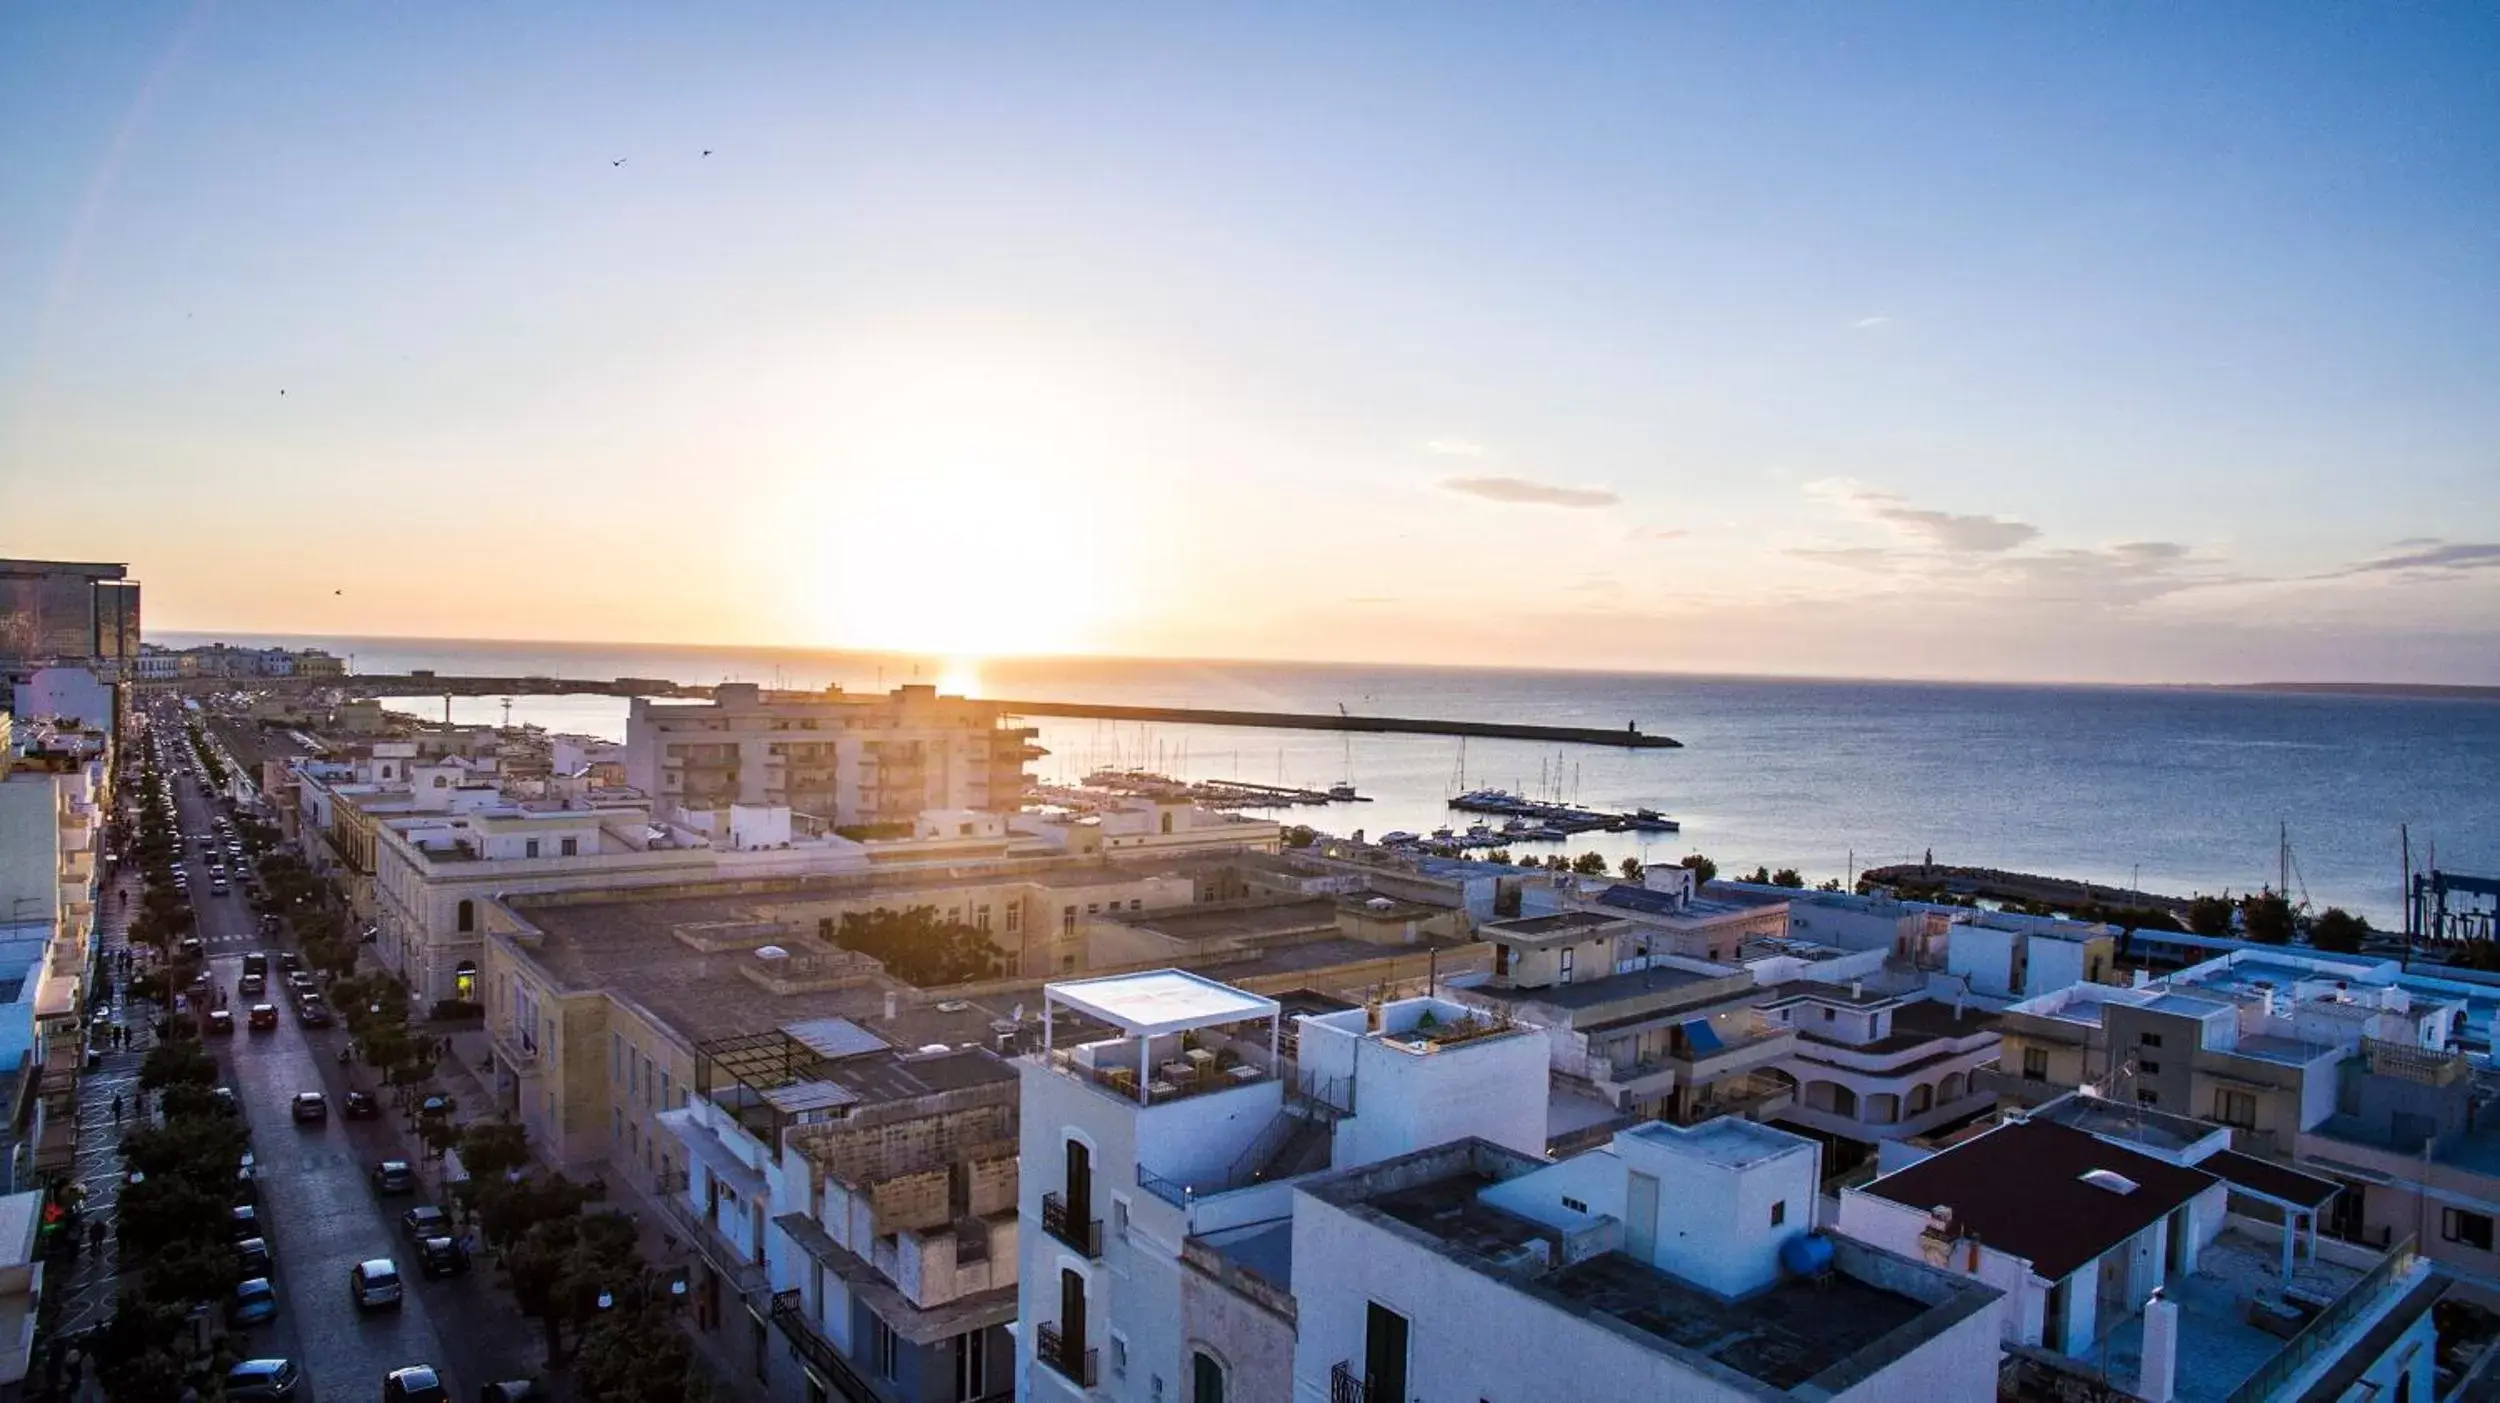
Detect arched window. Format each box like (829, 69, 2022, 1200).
(1192, 1350, 1227, 1403)
(457, 899, 475, 933)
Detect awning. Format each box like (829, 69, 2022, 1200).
(658, 1108, 767, 1201)
(1681, 1019, 1725, 1054)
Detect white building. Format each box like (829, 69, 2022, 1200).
(1295, 1119, 2005, 1402)
(1016, 970, 1550, 1403)
(10, 666, 117, 735)
(1759, 982, 2003, 1145)
(1837, 1101, 2440, 1402)
(625, 683, 1039, 828)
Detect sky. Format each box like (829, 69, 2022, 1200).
(3, 3, 2497, 684)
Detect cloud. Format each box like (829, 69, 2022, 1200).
(1807, 479, 2037, 553)
(1851, 316, 1889, 329)
(1442, 475, 1619, 509)
(1628, 526, 1687, 542)
(1425, 438, 1486, 457)
(1786, 545, 1898, 572)
(2334, 541, 2500, 577)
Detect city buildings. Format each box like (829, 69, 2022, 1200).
(1835, 1099, 2441, 1401)
(1298, 1124, 2006, 1402)
(661, 1027, 1022, 1402)
(1759, 981, 2003, 1148)
(0, 559, 139, 677)
(130, 641, 346, 680)
(0, 717, 110, 1179)
(624, 683, 1041, 827)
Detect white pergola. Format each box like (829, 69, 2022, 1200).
(1042, 969, 1281, 1105)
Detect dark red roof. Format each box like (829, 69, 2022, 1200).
(1863, 1118, 2215, 1281)
(2202, 1150, 2340, 1210)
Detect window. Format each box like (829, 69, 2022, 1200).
(1130, 899, 1142, 911)
(1062, 905, 1077, 936)
(1562, 1195, 1589, 1214)
(2444, 1209, 2494, 1252)
(629, 1054, 639, 1096)
(1559, 948, 1575, 984)
(1087, 902, 1100, 915)
(525, 839, 540, 859)
(1109, 1334, 1129, 1379)
(457, 899, 475, 933)
(2023, 1047, 2050, 1080)
(1191, 1351, 1225, 1403)
(560, 836, 578, 857)
(2139, 1032, 2164, 1049)
(1160, 811, 1175, 835)
(612, 1033, 622, 1083)
(661, 1070, 672, 1107)
(977, 905, 992, 931)
(1006, 904, 1022, 934)
(643, 1054, 656, 1107)
(2136, 1089, 2160, 1106)
(954, 1331, 990, 1402)
(2139, 1059, 2161, 1075)
(1771, 1200, 1787, 1226)
(2216, 1090, 2258, 1128)
(868, 1314, 899, 1379)
(1824, 1007, 1837, 1022)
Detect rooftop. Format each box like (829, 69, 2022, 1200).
(1862, 1118, 2217, 1280)
(1483, 961, 1741, 1017)
(1314, 1140, 1998, 1393)
(2095, 1229, 2373, 1403)
(1046, 969, 1276, 1038)
(1619, 1117, 1808, 1170)
(1481, 910, 1628, 946)
(1111, 897, 1340, 944)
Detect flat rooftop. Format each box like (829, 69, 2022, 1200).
(2096, 1229, 2370, 1403)
(1316, 1141, 1991, 1393)
(1048, 969, 1275, 1037)
(1620, 1117, 1807, 1170)
(1477, 962, 1735, 1017)
(1483, 910, 1627, 944)
(1115, 897, 1339, 944)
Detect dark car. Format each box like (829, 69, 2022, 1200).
(224, 1358, 303, 1401)
(381, 1365, 448, 1403)
(343, 1088, 380, 1119)
(242, 950, 268, 976)
(400, 1204, 449, 1242)
(205, 1008, 235, 1036)
(416, 1234, 469, 1279)
(296, 998, 333, 1028)
(236, 1235, 272, 1276)
(261, 915, 282, 936)
(229, 1203, 261, 1240)
(179, 936, 205, 959)
(286, 971, 318, 995)
(248, 1003, 279, 1031)
(229, 1276, 278, 1327)
(350, 1258, 404, 1312)
(290, 1091, 327, 1124)
(372, 1161, 417, 1195)
(276, 950, 300, 971)
(238, 972, 267, 997)
(233, 1163, 257, 1205)
(212, 1085, 241, 1116)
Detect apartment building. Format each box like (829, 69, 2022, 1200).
(1299, 1123, 2006, 1402)
(1989, 951, 2466, 1156)
(1836, 1101, 2439, 1402)
(1569, 870, 1793, 963)
(0, 717, 112, 1176)
(1016, 971, 1550, 1403)
(625, 683, 1039, 826)
(1759, 981, 2002, 1148)
(1455, 910, 1800, 1127)
(661, 1028, 1021, 1403)
(0, 559, 139, 676)
(2299, 1037, 2500, 1293)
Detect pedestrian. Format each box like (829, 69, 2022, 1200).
(86, 1220, 104, 1254)
(110, 1094, 121, 1124)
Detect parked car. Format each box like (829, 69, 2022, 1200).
(416, 1235, 469, 1279)
(290, 1091, 327, 1124)
(400, 1205, 448, 1242)
(248, 1003, 279, 1031)
(276, 950, 300, 971)
(380, 1365, 447, 1403)
(229, 1204, 261, 1240)
(229, 1277, 278, 1328)
(179, 937, 204, 959)
(235, 1236, 272, 1277)
(342, 1089, 379, 1119)
(260, 915, 282, 936)
(238, 972, 266, 997)
(223, 1358, 303, 1401)
(296, 999, 333, 1029)
(372, 1161, 417, 1195)
(205, 1009, 235, 1036)
(350, 1258, 404, 1312)
(233, 1163, 257, 1205)
(479, 1382, 548, 1403)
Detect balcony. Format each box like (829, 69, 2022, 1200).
(657, 1190, 767, 1296)
(1330, 1362, 1383, 1403)
(1041, 1192, 1101, 1258)
(769, 1289, 883, 1403)
(487, 1024, 542, 1077)
(1035, 1323, 1097, 1389)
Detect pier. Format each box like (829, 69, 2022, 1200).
(163, 674, 1681, 748)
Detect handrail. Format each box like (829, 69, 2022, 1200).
(1041, 1191, 1101, 1257)
(1035, 1323, 1098, 1388)
(769, 1289, 884, 1403)
(2225, 1235, 2418, 1403)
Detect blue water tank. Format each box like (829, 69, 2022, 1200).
(1780, 1232, 1836, 1277)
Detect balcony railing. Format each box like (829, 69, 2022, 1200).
(1041, 1192, 1101, 1257)
(656, 1190, 767, 1296)
(1035, 1323, 1098, 1389)
(1330, 1362, 1382, 1403)
(770, 1289, 883, 1403)
(487, 1025, 541, 1076)
(2225, 1236, 2419, 1403)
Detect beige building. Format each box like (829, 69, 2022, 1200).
(626, 683, 1040, 827)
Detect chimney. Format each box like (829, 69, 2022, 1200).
(1850, 980, 1863, 1001)
(2138, 1289, 2179, 1403)
(882, 991, 898, 1021)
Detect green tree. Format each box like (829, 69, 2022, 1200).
(575, 1304, 705, 1403)
(139, 1041, 217, 1091)
(458, 1121, 533, 1181)
(1678, 853, 1718, 885)
(1282, 825, 1318, 849)
(2310, 907, 2369, 955)
(1618, 857, 1644, 882)
(2241, 889, 2295, 945)
(831, 906, 1007, 986)
(94, 1294, 195, 1402)
(1769, 868, 1806, 889)
(1571, 851, 1609, 876)
(2186, 894, 2236, 938)
(2450, 940, 2500, 973)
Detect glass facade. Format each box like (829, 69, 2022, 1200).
(0, 561, 138, 669)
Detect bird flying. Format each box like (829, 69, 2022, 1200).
(611, 158, 627, 167)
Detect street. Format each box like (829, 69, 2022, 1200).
(160, 709, 538, 1401)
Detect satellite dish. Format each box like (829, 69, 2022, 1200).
(755, 945, 789, 960)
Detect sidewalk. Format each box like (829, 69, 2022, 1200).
(47, 869, 159, 1345)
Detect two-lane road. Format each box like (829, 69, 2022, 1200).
(160, 712, 524, 1401)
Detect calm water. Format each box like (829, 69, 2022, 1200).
(162, 633, 2500, 925)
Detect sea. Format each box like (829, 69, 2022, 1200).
(158, 632, 2500, 927)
